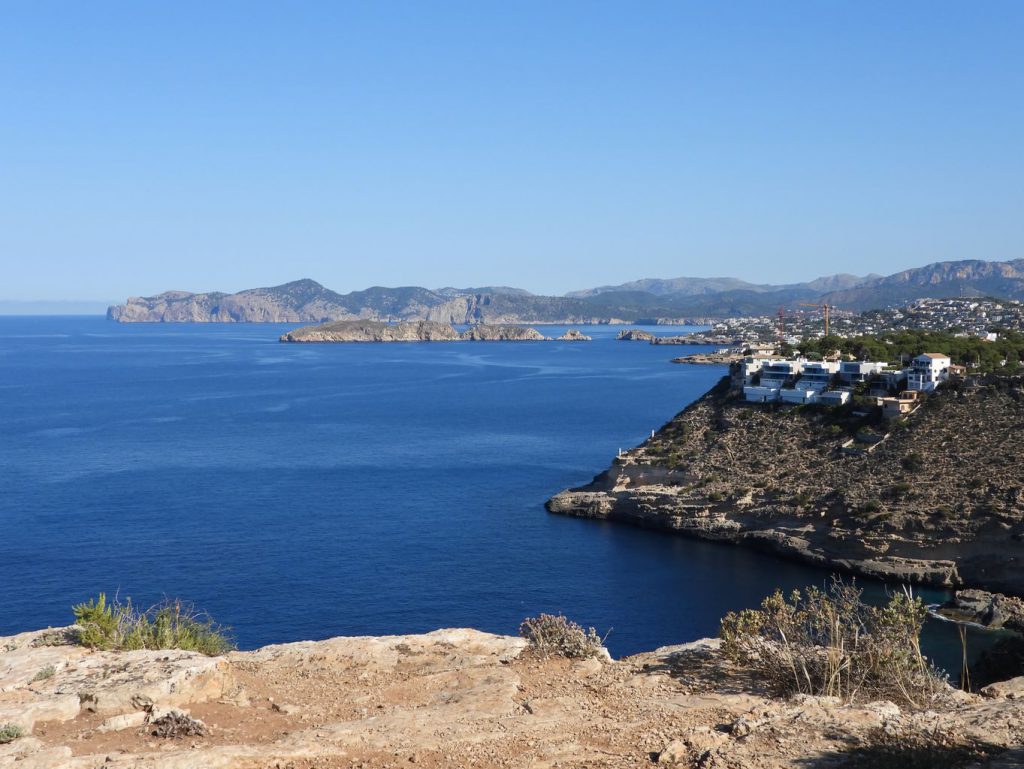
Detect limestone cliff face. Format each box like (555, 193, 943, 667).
(547, 376, 1024, 596)
(5, 625, 1023, 768)
(109, 282, 622, 324)
(107, 280, 360, 323)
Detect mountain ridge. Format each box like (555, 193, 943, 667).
(107, 258, 1024, 323)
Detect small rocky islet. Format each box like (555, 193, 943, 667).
(279, 319, 592, 343)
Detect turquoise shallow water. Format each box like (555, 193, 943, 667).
(0, 316, 993, 673)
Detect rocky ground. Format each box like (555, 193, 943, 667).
(548, 376, 1024, 595)
(4, 626, 1024, 769)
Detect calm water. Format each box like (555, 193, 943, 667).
(0, 316, 991, 672)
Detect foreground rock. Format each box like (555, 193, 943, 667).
(3, 627, 1023, 768)
(548, 376, 1024, 596)
(279, 320, 568, 343)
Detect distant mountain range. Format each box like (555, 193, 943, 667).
(107, 258, 1024, 324)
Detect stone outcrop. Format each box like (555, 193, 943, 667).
(556, 329, 592, 341)
(547, 376, 1024, 596)
(939, 590, 1024, 632)
(459, 325, 549, 341)
(616, 329, 654, 341)
(4, 626, 1024, 768)
(280, 320, 557, 343)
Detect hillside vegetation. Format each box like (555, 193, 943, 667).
(799, 330, 1024, 373)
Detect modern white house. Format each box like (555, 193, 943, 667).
(839, 361, 888, 384)
(795, 361, 840, 391)
(758, 359, 806, 389)
(742, 358, 807, 403)
(780, 388, 821, 404)
(744, 359, 844, 404)
(736, 357, 768, 386)
(743, 385, 781, 403)
(907, 353, 951, 392)
(818, 390, 852, 406)
(879, 369, 908, 393)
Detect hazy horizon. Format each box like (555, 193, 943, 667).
(3, 2, 1022, 302)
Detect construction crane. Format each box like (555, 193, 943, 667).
(799, 302, 832, 337)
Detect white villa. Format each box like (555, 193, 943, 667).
(739, 350, 955, 406)
(839, 361, 889, 384)
(906, 353, 952, 392)
(742, 358, 847, 404)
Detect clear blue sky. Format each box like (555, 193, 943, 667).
(1, 2, 1022, 301)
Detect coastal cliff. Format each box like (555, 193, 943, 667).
(547, 376, 1024, 596)
(109, 281, 630, 325)
(4, 624, 1024, 768)
(279, 320, 581, 343)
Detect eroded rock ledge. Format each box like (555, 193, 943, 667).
(547, 376, 1024, 596)
(4, 626, 1024, 768)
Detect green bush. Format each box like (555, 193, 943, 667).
(720, 580, 946, 707)
(72, 593, 234, 656)
(519, 613, 604, 659)
(0, 724, 23, 744)
(901, 452, 925, 472)
(31, 665, 55, 682)
(793, 490, 813, 507)
(72, 593, 118, 649)
(860, 499, 882, 514)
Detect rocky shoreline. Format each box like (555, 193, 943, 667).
(547, 376, 1024, 597)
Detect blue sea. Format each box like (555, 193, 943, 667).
(0, 316, 995, 672)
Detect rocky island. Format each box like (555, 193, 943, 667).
(547, 375, 1024, 596)
(279, 319, 591, 343)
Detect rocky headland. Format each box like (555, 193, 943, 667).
(615, 329, 741, 346)
(547, 376, 1024, 596)
(278, 320, 591, 343)
(671, 351, 744, 366)
(4, 624, 1024, 769)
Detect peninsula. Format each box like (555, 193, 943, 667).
(548, 371, 1024, 596)
(279, 319, 590, 343)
